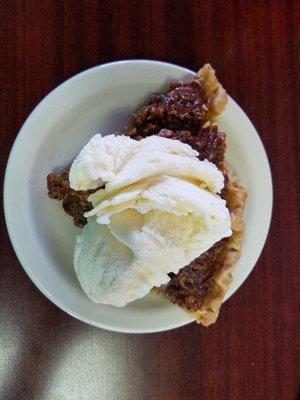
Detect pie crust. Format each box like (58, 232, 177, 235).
(197, 63, 228, 119)
(179, 66, 247, 325)
(188, 166, 247, 325)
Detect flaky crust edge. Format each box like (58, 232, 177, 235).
(192, 65, 247, 325)
(197, 63, 228, 119)
(190, 166, 247, 326)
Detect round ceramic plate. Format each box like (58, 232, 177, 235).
(4, 60, 272, 333)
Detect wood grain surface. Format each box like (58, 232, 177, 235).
(0, 1, 299, 399)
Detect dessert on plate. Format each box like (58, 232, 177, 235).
(47, 64, 247, 326)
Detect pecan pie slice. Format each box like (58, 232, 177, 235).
(47, 65, 247, 325)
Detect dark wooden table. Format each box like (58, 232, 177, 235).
(1, 1, 299, 399)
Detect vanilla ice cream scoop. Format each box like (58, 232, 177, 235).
(70, 134, 232, 306)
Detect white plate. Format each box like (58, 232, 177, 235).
(4, 60, 272, 333)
